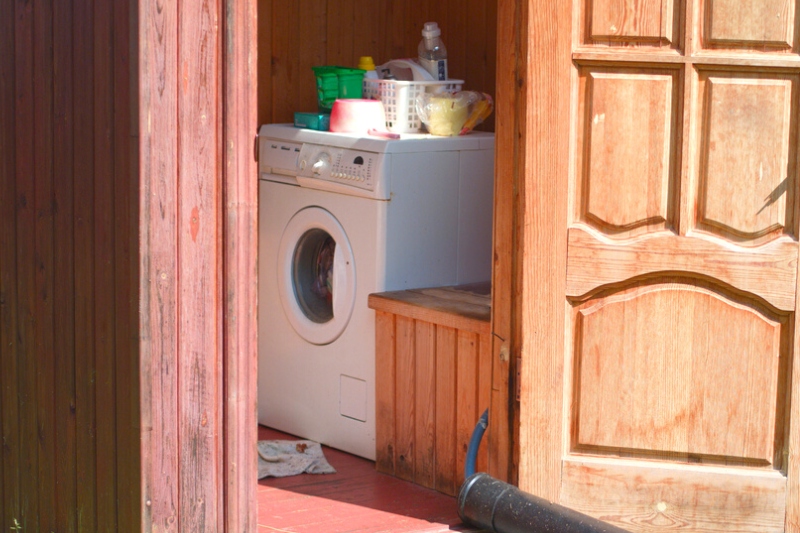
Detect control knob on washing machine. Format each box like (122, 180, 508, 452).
(311, 152, 331, 177)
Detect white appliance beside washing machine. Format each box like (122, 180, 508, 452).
(257, 123, 494, 460)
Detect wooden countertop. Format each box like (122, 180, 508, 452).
(368, 282, 491, 335)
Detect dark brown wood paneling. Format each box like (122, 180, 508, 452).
(33, 0, 57, 529)
(1, 0, 139, 529)
(258, 0, 497, 126)
(114, 0, 140, 530)
(94, 0, 117, 528)
(257, 0, 273, 125)
(0, 0, 19, 526)
(53, 0, 79, 529)
(15, 0, 40, 528)
(73, 0, 98, 528)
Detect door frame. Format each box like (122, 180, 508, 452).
(139, 0, 257, 529)
(489, 0, 573, 489)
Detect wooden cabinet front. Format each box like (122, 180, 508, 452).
(369, 286, 493, 496)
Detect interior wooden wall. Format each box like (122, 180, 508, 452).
(0, 0, 140, 531)
(257, 0, 498, 129)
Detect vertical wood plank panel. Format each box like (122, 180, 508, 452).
(326, 0, 354, 66)
(484, 0, 497, 131)
(15, 0, 40, 528)
(456, 330, 478, 483)
(114, 0, 139, 530)
(257, 0, 273, 126)
(434, 326, 457, 495)
(297, 0, 327, 114)
(414, 321, 437, 488)
(464, 0, 487, 88)
(33, 0, 57, 528)
(395, 315, 416, 482)
(93, 0, 117, 528)
(222, 0, 259, 528)
(477, 332, 492, 473)
(270, 0, 300, 122)
(2, 0, 137, 528)
(0, 0, 8, 519)
(375, 311, 397, 475)
(140, 0, 180, 526)
(353, 1, 386, 64)
(0, 0, 19, 524)
(387, 2, 408, 65)
(257, 0, 497, 126)
(73, 0, 98, 527)
(405, 0, 429, 64)
(53, 1, 78, 528)
(178, 0, 223, 529)
(518, 0, 571, 500)
(488, 0, 516, 484)
(444, 0, 467, 81)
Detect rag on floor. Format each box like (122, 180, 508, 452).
(257, 440, 336, 479)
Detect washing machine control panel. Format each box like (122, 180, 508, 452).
(297, 144, 386, 197)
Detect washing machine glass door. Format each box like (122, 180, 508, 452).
(277, 206, 356, 345)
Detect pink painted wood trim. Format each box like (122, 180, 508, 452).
(177, 0, 223, 528)
(222, 0, 259, 530)
(139, 0, 180, 527)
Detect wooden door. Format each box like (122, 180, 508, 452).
(514, 0, 800, 531)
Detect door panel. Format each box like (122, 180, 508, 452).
(696, 72, 796, 243)
(518, 0, 800, 530)
(572, 281, 789, 466)
(561, 459, 787, 532)
(704, 0, 795, 49)
(577, 67, 678, 236)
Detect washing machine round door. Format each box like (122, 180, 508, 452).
(276, 206, 356, 345)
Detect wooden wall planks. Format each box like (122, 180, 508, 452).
(53, 1, 79, 529)
(0, 0, 140, 531)
(257, 0, 498, 130)
(33, 0, 57, 530)
(0, 0, 15, 523)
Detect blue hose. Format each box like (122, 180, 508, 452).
(464, 408, 489, 479)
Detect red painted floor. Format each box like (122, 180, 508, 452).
(257, 426, 483, 533)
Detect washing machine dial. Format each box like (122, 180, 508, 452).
(311, 152, 331, 177)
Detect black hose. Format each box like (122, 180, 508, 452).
(458, 473, 631, 533)
(459, 411, 630, 533)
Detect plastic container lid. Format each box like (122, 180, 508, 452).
(358, 56, 376, 70)
(422, 22, 441, 38)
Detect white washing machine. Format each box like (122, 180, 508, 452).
(257, 124, 494, 460)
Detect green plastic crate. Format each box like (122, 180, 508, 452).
(312, 66, 366, 112)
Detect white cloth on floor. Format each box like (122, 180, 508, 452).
(257, 440, 336, 479)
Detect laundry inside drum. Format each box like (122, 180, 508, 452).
(292, 228, 335, 323)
